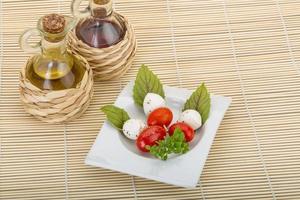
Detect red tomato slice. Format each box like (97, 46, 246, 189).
(136, 125, 167, 152)
(147, 107, 173, 127)
(169, 122, 195, 142)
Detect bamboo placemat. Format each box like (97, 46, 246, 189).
(1, 0, 300, 199)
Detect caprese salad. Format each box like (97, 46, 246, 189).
(101, 65, 211, 160)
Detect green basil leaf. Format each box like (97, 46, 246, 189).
(101, 105, 130, 130)
(183, 83, 211, 124)
(133, 65, 165, 106)
(148, 128, 189, 160)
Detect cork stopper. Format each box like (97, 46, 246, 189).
(42, 14, 65, 34)
(91, 0, 112, 18)
(93, 0, 110, 5)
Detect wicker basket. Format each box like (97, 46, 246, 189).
(67, 13, 137, 81)
(19, 54, 94, 123)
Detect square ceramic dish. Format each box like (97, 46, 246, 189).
(85, 81, 231, 188)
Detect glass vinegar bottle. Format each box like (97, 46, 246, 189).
(19, 14, 85, 90)
(72, 0, 126, 48)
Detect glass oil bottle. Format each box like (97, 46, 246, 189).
(72, 0, 126, 48)
(19, 14, 86, 90)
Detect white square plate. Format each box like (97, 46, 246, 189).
(85, 81, 231, 188)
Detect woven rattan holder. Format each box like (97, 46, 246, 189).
(67, 14, 137, 81)
(19, 55, 94, 123)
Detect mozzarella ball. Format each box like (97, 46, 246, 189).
(143, 93, 166, 115)
(178, 109, 202, 130)
(122, 119, 146, 140)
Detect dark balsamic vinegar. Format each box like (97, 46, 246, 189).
(76, 19, 125, 48)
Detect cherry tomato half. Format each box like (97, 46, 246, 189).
(136, 125, 167, 152)
(147, 107, 173, 127)
(169, 122, 195, 142)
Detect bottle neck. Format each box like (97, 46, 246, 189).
(90, 0, 113, 18)
(41, 38, 67, 56)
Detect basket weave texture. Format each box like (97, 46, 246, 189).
(67, 13, 137, 81)
(19, 54, 94, 123)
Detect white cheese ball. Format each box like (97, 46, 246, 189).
(122, 119, 146, 140)
(143, 93, 166, 115)
(178, 109, 202, 130)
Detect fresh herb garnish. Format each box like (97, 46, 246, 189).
(183, 83, 211, 124)
(133, 65, 165, 107)
(101, 105, 130, 130)
(147, 128, 189, 160)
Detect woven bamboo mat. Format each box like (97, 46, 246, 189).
(1, 0, 300, 199)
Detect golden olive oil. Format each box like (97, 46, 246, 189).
(26, 53, 85, 90)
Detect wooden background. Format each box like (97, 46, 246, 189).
(1, 0, 300, 199)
